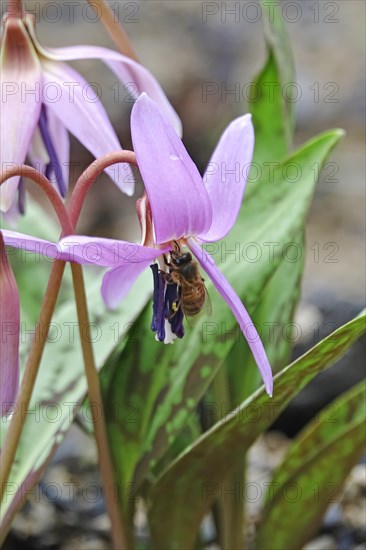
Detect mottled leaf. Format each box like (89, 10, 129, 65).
(256, 379, 366, 548)
(133, 129, 343, 486)
(147, 311, 365, 549)
(250, 0, 295, 163)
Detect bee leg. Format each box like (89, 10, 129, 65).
(160, 271, 175, 284)
(163, 254, 172, 268)
(168, 299, 181, 320)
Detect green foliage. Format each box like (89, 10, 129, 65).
(249, 0, 295, 165)
(102, 130, 343, 501)
(147, 312, 366, 549)
(256, 379, 366, 549)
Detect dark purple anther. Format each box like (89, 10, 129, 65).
(170, 307, 184, 339)
(164, 280, 184, 338)
(17, 177, 26, 215)
(38, 106, 67, 197)
(150, 264, 166, 341)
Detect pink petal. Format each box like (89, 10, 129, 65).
(29, 126, 49, 174)
(2, 198, 21, 227)
(28, 38, 182, 137)
(0, 17, 42, 211)
(41, 61, 134, 196)
(131, 94, 212, 244)
(59, 235, 169, 308)
(0, 232, 20, 416)
(1, 229, 63, 261)
(102, 262, 152, 309)
(199, 114, 255, 242)
(59, 235, 168, 267)
(188, 238, 273, 396)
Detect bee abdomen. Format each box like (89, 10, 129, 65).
(182, 286, 206, 316)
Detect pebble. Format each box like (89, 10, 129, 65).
(341, 464, 366, 529)
(303, 534, 337, 550)
(11, 499, 56, 539)
(60, 535, 110, 550)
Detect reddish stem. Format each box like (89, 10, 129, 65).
(69, 150, 137, 227)
(7, 0, 22, 17)
(90, 0, 139, 62)
(1, 163, 136, 548)
(0, 166, 73, 235)
(0, 167, 73, 511)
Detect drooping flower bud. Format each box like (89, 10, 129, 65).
(0, 231, 20, 416)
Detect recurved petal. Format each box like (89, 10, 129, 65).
(59, 235, 169, 267)
(199, 114, 254, 242)
(0, 232, 20, 416)
(0, 17, 42, 211)
(1, 229, 63, 260)
(131, 94, 212, 244)
(41, 61, 134, 196)
(102, 262, 152, 309)
(188, 239, 273, 396)
(28, 126, 49, 176)
(2, 196, 21, 227)
(24, 25, 182, 137)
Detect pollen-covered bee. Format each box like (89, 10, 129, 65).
(164, 247, 211, 319)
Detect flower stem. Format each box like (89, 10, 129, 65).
(69, 150, 137, 225)
(0, 166, 74, 235)
(0, 165, 131, 548)
(7, 0, 23, 17)
(90, 0, 139, 61)
(70, 263, 129, 549)
(0, 260, 66, 507)
(0, 167, 73, 511)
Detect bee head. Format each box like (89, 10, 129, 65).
(171, 250, 192, 267)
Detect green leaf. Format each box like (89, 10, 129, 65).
(219, 230, 304, 547)
(227, 229, 305, 403)
(102, 303, 177, 493)
(147, 311, 365, 549)
(251, 0, 295, 161)
(0, 202, 151, 532)
(229, 0, 299, 403)
(256, 379, 366, 549)
(214, 9, 296, 540)
(97, 129, 342, 502)
(130, 129, 343, 486)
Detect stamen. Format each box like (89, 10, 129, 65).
(156, 272, 166, 341)
(170, 307, 184, 339)
(151, 262, 185, 342)
(164, 280, 184, 339)
(17, 177, 26, 215)
(150, 263, 159, 332)
(150, 264, 166, 342)
(38, 106, 67, 197)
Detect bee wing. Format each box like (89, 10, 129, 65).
(182, 283, 212, 329)
(203, 283, 213, 317)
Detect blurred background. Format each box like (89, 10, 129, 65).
(2, 1, 365, 548)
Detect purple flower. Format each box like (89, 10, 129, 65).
(0, 231, 20, 416)
(0, 13, 181, 212)
(1, 94, 273, 394)
(59, 93, 273, 396)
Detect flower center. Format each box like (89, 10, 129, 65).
(150, 262, 184, 343)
